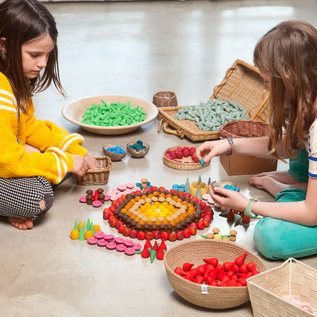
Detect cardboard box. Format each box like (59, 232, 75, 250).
(220, 153, 277, 176)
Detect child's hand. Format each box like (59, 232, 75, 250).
(196, 140, 230, 164)
(71, 154, 89, 177)
(209, 185, 249, 212)
(84, 153, 98, 170)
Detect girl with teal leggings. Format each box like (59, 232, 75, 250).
(197, 21, 317, 260)
(254, 148, 317, 259)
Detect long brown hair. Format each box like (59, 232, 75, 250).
(254, 20, 317, 158)
(0, 0, 64, 112)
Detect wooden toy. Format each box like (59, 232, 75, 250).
(79, 188, 106, 207)
(201, 227, 237, 242)
(104, 186, 213, 241)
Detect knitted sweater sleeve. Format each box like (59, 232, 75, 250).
(24, 102, 88, 157)
(0, 73, 75, 184)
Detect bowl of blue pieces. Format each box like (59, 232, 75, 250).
(103, 144, 127, 161)
(127, 140, 150, 158)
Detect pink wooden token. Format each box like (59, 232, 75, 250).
(94, 231, 105, 239)
(133, 243, 142, 251)
(79, 196, 87, 203)
(114, 237, 124, 245)
(208, 197, 214, 205)
(104, 234, 115, 241)
(116, 244, 126, 252)
(92, 200, 102, 208)
(126, 182, 136, 189)
(117, 184, 126, 191)
(97, 239, 108, 247)
(106, 241, 116, 250)
(125, 247, 136, 256)
(104, 194, 111, 201)
(123, 239, 134, 247)
(202, 194, 210, 201)
(87, 237, 98, 245)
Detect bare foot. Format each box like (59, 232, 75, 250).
(9, 217, 33, 230)
(248, 175, 289, 197)
(249, 171, 298, 184)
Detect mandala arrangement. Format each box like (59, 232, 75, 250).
(103, 186, 213, 241)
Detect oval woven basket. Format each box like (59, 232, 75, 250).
(219, 120, 269, 139)
(127, 142, 150, 158)
(103, 144, 126, 161)
(163, 146, 210, 170)
(164, 240, 266, 309)
(153, 91, 178, 108)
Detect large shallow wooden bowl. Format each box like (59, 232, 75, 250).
(62, 95, 158, 135)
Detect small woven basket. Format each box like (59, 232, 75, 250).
(163, 146, 210, 170)
(102, 144, 126, 161)
(248, 258, 317, 316)
(126, 142, 150, 158)
(219, 120, 269, 139)
(164, 240, 266, 309)
(153, 91, 178, 108)
(76, 156, 112, 185)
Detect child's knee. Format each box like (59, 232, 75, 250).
(253, 218, 288, 260)
(39, 193, 54, 212)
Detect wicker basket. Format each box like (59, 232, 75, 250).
(163, 146, 210, 170)
(76, 156, 112, 185)
(153, 91, 178, 108)
(164, 240, 266, 309)
(102, 144, 126, 161)
(219, 120, 269, 139)
(126, 142, 150, 158)
(158, 59, 270, 141)
(247, 258, 317, 316)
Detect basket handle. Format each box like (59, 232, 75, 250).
(162, 122, 185, 138)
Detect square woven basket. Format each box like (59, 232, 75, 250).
(247, 258, 317, 317)
(76, 156, 112, 185)
(158, 59, 270, 141)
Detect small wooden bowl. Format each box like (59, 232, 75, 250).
(127, 142, 150, 158)
(103, 144, 126, 161)
(211, 181, 238, 190)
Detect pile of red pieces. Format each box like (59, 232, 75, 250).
(174, 252, 260, 287)
(103, 186, 213, 241)
(165, 146, 197, 163)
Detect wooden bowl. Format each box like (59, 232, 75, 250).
(62, 94, 158, 135)
(126, 142, 150, 158)
(103, 144, 126, 161)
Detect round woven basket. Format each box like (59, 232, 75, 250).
(163, 146, 210, 170)
(164, 240, 266, 309)
(153, 91, 178, 108)
(102, 144, 126, 161)
(126, 142, 150, 158)
(219, 120, 269, 139)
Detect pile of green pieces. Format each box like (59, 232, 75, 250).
(174, 98, 249, 131)
(81, 99, 146, 127)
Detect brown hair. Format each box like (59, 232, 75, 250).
(254, 20, 317, 158)
(0, 0, 64, 112)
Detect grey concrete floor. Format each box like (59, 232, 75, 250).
(1, 0, 317, 316)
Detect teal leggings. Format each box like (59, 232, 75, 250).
(253, 148, 317, 260)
